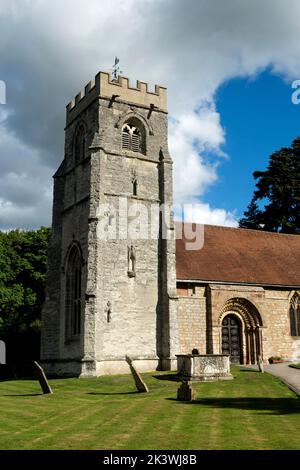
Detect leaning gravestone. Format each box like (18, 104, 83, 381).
(125, 356, 149, 393)
(33, 361, 53, 394)
(177, 380, 196, 402)
(257, 355, 264, 373)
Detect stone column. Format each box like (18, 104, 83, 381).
(246, 327, 251, 364)
(252, 327, 257, 364)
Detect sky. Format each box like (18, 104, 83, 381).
(1, 0, 300, 230)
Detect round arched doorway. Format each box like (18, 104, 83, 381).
(221, 314, 243, 364)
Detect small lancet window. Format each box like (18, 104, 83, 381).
(106, 301, 112, 323)
(74, 125, 86, 164)
(290, 294, 300, 336)
(122, 121, 144, 153)
(132, 170, 138, 196)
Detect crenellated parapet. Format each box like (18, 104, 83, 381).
(66, 71, 167, 125)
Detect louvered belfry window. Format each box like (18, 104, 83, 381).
(122, 122, 143, 153)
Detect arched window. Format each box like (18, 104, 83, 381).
(133, 178, 138, 196)
(74, 125, 85, 164)
(122, 120, 145, 153)
(290, 294, 300, 336)
(65, 245, 82, 339)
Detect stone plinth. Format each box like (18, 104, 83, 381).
(176, 354, 233, 381)
(177, 381, 196, 401)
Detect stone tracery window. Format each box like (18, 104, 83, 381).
(122, 120, 145, 153)
(74, 125, 85, 164)
(289, 294, 300, 336)
(65, 245, 82, 339)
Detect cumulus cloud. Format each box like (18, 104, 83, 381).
(180, 199, 238, 227)
(1, 0, 300, 228)
(169, 103, 225, 204)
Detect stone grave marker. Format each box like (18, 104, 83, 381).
(33, 361, 53, 394)
(125, 356, 149, 393)
(177, 380, 196, 402)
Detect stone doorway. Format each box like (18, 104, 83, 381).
(221, 314, 242, 364)
(219, 297, 264, 365)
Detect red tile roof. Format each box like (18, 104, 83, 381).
(176, 223, 300, 287)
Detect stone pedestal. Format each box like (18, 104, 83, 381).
(177, 381, 196, 401)
(176, 354, 233, 381)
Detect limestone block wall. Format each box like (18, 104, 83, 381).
(87, 79, 176, 373)
(176, 285, 207, 354)
(42, 69, 178, 376)
(260, 289, 300, 361)
(207, 284, 300, 362)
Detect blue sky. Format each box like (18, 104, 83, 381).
(207, 70, 300, 220)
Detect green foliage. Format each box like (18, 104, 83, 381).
(239, 136, 300, 233)
(0, 227, 51, 366)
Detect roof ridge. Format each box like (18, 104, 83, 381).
(174, 220, 300, 238)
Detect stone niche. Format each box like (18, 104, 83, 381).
(176, 354, 233, 381)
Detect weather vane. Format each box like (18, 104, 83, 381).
(111, 57, 123, 81)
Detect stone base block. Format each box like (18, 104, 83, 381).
(41, 356, 177, 377)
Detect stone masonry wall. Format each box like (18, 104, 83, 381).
(177, 286, 207, 354)
(208, 284, 300, 362)
(41, 71, 178, 376)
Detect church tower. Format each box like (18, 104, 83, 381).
(41, 71, 179, 376)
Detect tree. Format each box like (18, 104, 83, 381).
(239, 136, 300, 234)
(0, 227, 51, 376)
(239, 200, 263, 230)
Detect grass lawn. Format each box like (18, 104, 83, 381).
(0, 366, 299, 450)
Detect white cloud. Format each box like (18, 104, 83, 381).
(169, 105, 224, 204)
(1, 0, 300, 228)
(179, 199, 238, 227)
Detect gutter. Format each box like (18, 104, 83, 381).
(176, 279, 300, 289)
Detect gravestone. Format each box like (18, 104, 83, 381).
(177, 380, 196, 402)
(257, 355, 264, 373)
(33, 361, 53, 394)
(125, 356, 149, 393)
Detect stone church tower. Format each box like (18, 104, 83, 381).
(41, 72, 179, 376)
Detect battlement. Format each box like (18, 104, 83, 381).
(66, 71, 167, 125)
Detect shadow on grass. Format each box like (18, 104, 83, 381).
(87, 391, 140, 396)
(167, 397, 300, 415)
(2, 393, 42, 397)
(152, 374, 181, 382)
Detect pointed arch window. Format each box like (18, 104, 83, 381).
(122, 120, 145, 154)
(65, 245, 82, 339)
(289, 294, 300, 337)
(74, 125, 86, 164)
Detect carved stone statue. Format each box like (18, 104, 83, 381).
(128, 245, 136, 277)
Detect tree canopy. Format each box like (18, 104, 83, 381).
(239, 136, 300, 234)
(0, 227, 50, 374)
